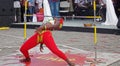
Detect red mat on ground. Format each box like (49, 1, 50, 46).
(3, 52, 86, 66)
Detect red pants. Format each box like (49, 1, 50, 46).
(20, 30, 67, 60)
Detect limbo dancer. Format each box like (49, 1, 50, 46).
(19, 0, 75, 66)
(20, 18, 75, 66)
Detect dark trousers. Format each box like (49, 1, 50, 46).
(15, 8, 21, 23)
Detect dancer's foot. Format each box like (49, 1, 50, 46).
(66, 59, 75, 66)
(68, 62, 75, 66)
(90, 62, 96, 66)
(20, 58, 31, 62)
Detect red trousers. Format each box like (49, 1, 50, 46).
(20, 30, 67, 60)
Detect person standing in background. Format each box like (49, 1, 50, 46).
(48, 0, 60, 18)
(27, 0, 36, 22)
(14, 0, 21, 23)
(98, 0, 106, 22)
(20, 0, 26, 22)
(36, 0, 43, 13)
(74, 0, 87, 8)
(68, 0, 74, 15)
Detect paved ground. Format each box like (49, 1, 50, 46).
(0, 28, 120, 66)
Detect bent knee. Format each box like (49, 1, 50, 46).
(20, 47, 27, 52)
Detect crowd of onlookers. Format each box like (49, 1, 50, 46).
(14, 0, 120, 23)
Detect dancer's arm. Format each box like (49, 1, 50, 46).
(40, 44, 44, 52)
(36, 18, 64, 33)
(36, 22, 54, 33)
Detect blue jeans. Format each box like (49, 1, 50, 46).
(27, 6, 35, 22)
(49, 1, 60, 17)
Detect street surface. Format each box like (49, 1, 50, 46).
(0, 28, 120, 66)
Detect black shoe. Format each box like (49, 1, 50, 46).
(20, 58, 31, 62)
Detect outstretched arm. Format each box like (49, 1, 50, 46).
(36, 22, 53, 33)
(35, 18, 64, 33)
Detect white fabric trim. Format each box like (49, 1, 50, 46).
(102, 0, 118, 26)
(43, 0, 54, 25)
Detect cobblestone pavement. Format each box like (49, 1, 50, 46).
(0, 28, 120, 66)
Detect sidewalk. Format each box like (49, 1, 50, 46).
(11, 19, 118, 34)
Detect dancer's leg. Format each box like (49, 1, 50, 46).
(43, 31, 75, 66)
(43, 31, 67, 60)
(20, 33, 39, 59)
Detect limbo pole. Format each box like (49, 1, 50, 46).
(93, 0, 97, 62)
(23, 1, 28, 41)
(93, 0, 96, 23)
(94, 25, 97, 62)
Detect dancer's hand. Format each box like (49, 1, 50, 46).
(35, 27, 43, 33)
(40, 44, 44, 52)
